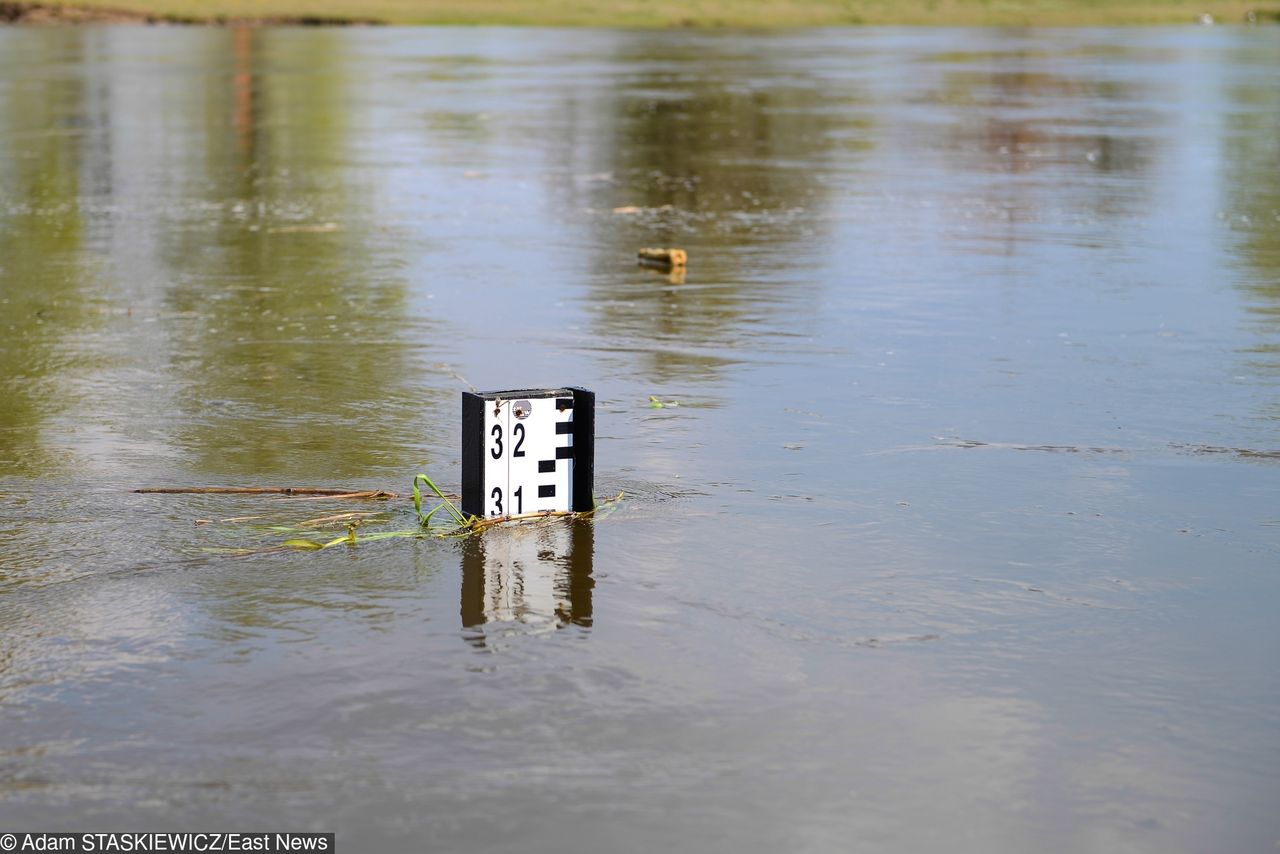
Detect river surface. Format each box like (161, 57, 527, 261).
(1, 24, 1278, 852)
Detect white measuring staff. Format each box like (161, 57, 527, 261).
(462, 388, 595, 520)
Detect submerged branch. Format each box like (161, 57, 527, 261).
(276, 491, 400, 501)
(155, 475, 621, 553)
(136, 486, 402, 498)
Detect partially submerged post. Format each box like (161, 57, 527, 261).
(637, 247, 687, 270)
(461, 388, 595, 520)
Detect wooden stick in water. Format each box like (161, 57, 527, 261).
(135, 486, 400, 497)
(275, 491, 399, 501)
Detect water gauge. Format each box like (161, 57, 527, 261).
(461, 388, 595, 520)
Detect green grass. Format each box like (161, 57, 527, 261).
(32, 0, 1280, 26)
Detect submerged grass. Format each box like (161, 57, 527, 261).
(412, 472, 469, 529)
(14, 0, 1280, 26)
(250, 472, 623, 552)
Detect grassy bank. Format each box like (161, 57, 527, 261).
(7, 0, 1280, 26)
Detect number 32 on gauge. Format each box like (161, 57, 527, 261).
(489, 421, 526, 516)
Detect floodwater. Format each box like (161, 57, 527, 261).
(1, 24, 1278, 852)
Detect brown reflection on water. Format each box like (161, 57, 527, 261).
(0, 34, 98, 476)
(927, 52, 1158, 254)
(575, 44, 862, 384)
(151, 29, 439, 478)
(461, 518, 593, 643)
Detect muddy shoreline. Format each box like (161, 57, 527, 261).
(0, 1, 378, 24)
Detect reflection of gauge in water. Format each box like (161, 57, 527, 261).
(512, 400, 532, 420)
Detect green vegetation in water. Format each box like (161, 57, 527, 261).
(259, 472, 622, 552)
(11, 0, 1280, 27)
